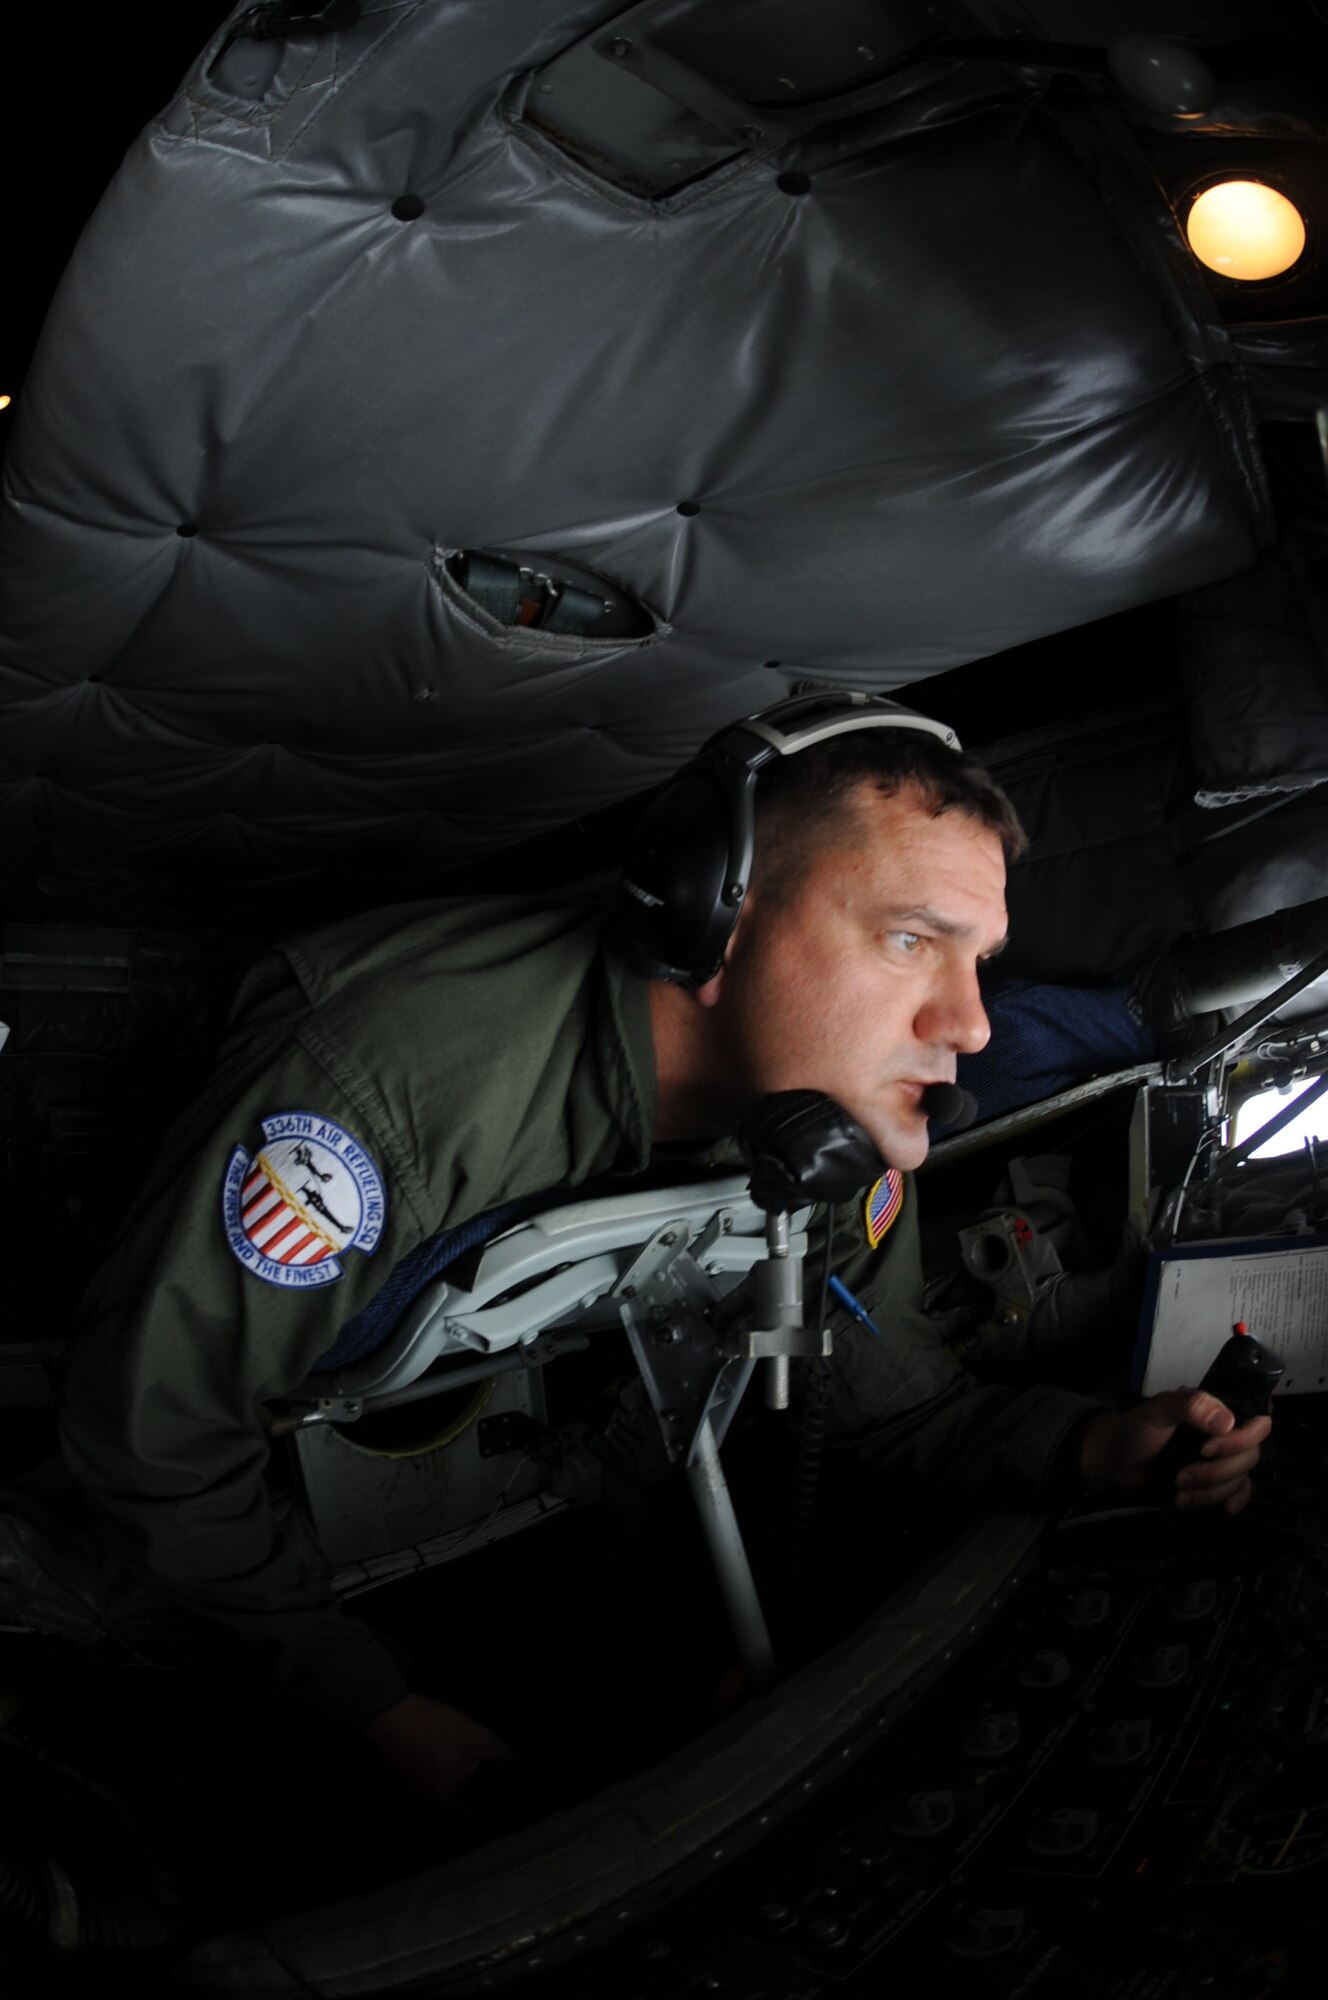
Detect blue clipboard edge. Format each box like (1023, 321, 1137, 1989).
(1132, 1233, 1328, 1394)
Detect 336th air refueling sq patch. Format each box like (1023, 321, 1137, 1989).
(865, 1168, 904, 1249)
(223, 1111, 386, 1288)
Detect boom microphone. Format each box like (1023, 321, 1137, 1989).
(922, 1082, 978, 1132)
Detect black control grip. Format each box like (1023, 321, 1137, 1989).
(1155, 1329, 1284, 1481)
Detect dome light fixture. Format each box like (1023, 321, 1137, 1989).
(1185, 179, 1306, 282)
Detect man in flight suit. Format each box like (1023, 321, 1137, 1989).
(56, 699, 1271, 1814)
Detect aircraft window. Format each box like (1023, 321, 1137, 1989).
(1232, 1081, 1328, 1159)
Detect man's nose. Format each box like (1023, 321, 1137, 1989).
(919, 965, 990, 1054)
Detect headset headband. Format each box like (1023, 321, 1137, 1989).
(737, 697, 960, 759)
(618, 691, 963, 985)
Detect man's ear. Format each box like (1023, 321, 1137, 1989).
(693, 966, 725, 1009)
(693, 886, 753, 1008)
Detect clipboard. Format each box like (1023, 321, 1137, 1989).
(1132, 1234, 1328, 1397)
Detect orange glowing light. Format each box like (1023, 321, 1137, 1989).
(1186, 180, 1306, 281)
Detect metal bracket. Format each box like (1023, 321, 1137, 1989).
(691, 1204, 736, 1265)
(958, 1208, 1062, 1317)
(477, 1410, 553, 1459)
(311, 1392, 364, 1426)
(612, 1214, 693, 1301)
(616, 1221, 752, 1465)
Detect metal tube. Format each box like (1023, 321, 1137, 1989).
(685, 1417, 776, 1690)
(268, 1336, 589, 1434)
(1166, 945, 1328, 1083)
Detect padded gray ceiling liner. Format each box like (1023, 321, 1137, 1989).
(0, 1, 1271, 920)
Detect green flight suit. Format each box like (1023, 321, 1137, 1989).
(59, 890, 1097, 1729)
(818, 1193, 1099, 1510)
(59, 890, 656, 1727)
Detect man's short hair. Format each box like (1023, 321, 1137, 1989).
(752, 726, 1026, 899)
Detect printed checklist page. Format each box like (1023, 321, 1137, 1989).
(1139, 1240, 1328, 1396)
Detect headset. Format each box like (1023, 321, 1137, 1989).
(617, 690, 962, 986)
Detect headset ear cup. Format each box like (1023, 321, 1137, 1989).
(616, 692, 958, 984)
(618, 772, 744, 982)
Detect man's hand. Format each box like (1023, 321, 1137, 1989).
(362, 1692, 513, 1815)
(1078, 1389, 1272, 1515)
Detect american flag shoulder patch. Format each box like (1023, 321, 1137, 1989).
(222, 1111, 386, 1290)
(864, 1168, 904, 1249)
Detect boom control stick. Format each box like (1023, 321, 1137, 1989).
(1156, 1320, 1285, 1484)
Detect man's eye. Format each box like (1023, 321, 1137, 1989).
(889, 931, 925, 956)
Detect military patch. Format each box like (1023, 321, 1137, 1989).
(222, 1112, 386, 1290)
(864, 1168, 904, 1249)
